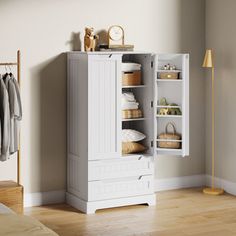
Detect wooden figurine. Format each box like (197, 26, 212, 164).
(84, 27, 99, 52)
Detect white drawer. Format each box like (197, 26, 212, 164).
(88, 156, 153, 181)
(88, 175, 153, 201)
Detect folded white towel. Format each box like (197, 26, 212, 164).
(122, 102, 139, 110)
(122, 92, 135, 102)
(122, 62, 141, 72)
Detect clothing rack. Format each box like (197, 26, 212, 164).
(0, 50, 21, 185)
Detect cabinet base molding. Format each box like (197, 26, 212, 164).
(66, 192, 156, 214)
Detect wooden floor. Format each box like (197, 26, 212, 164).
(25, 188, 236, 236)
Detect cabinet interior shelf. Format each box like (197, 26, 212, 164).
(156, 139, 182, 142)
(156, 115, 182, 118)
(122, 118, 146, 122)
(156, 148, 182, 151)
(156, 148, 183, 156)
(156, 79, 182, 82)
(157, 70, 182, 73)
(122, 85, 147, 88)
(157, 105, 181, 108)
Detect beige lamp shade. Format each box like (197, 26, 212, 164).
(202, 49, 213, 68)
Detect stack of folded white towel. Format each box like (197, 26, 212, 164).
(122, 92, 139, 110)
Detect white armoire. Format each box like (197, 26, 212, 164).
(66, 52, 189, 214)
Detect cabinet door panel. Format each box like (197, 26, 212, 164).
(88, 55, 121, 160)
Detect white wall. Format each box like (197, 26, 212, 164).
(0, 0, 205, 194)
(206, 0, 236, 183)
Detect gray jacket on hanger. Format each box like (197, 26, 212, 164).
(0, 76, 10, 161)
(5, 75, 22, 154)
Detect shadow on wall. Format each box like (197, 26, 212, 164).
(30, 53, 67, 192)
(180, 0, 205, 174)
(156, 0, 205, 179)
(67, 32, 82, 51)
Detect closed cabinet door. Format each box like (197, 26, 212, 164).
(88, 54, 122, 160)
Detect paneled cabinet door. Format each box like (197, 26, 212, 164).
(88, 54, 122, 160)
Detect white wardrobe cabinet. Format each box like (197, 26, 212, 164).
(66, 52, 189, 214)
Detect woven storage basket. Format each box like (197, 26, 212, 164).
(158, 72, 179, 80)
(122, 109, 143, 119)
(122, 71, 141, 86)
(157, 122, 181, 149)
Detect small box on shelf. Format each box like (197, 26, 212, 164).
(122, 71, 141, 86)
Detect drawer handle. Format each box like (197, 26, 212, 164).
(138, 156, 143, 160)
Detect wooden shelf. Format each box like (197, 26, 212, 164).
(157, 70, 182, 73)
(122, 85, 147, 88)
(156, 79, 182, 82)
(156, 115, 182, 118)
(122, 118, 146, 122)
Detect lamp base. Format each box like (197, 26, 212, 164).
(203, 187, 224, 195)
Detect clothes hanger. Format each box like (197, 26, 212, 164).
(2, 65, 9, 82)
(8, 65, 13, 77)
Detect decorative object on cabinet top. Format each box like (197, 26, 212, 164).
(108, 25, 134, 51)
(157, 122, 182, 149)
(84, 27, 99, 52)
(157, 97, 182, 116)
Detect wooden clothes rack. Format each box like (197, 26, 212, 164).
(0, 50, 21, 185)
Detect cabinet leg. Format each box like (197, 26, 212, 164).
(147, 194, 156, 206)
(86, 206, 96, 214)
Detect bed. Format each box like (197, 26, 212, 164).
(0, 203, 58, 236)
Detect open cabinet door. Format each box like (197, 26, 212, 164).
(182, 54, 189, 157)
(155, 54, 189, 157)
(152, 54, 158, 159)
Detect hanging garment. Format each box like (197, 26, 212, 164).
(5, 75, 22, 154)
(0, 75, 10, 161)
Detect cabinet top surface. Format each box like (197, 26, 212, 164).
(67, 51, 153, 55)
(67, 51, 188, 57)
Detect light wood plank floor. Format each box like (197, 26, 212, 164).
(25, 188, 236, 236)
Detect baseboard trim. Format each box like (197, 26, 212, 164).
(205, 175, 236, 196)
(23, 175, 236, 207)
(155, 175, 205, 192)
(24, 190, 66, 208)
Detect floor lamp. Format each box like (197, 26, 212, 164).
(202, 49, 224, 195)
